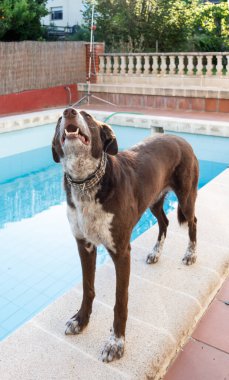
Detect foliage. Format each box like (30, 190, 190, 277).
(189, 1, 229, 51)
(65, 25, 91, 42)
(0, 0, 48, 41)
(82, 0, 229, 52)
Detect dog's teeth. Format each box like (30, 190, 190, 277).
(65, 129, 79, 137)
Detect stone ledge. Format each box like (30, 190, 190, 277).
(78, 83, 229, 100)
(96, 74, 229, 91)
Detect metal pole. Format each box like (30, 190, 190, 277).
(87, 4, 95, 103)
(72, 2, 116, 108)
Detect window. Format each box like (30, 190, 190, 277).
(51, 7, 63, 21)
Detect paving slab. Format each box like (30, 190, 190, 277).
(163, 338, 229, 380)
(0, 170, 228, 379)
(0, 321, 127, 380)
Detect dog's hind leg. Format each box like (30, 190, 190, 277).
(177, 191, 198, 265)
(65, 239, 96, 335)
(146, 195, 169, 264)
(173, 157, 198, 265)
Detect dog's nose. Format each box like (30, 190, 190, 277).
(63, 108, 78, 119)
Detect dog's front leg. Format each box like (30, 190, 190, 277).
(65, 238, 96, 335)
(102, 247, 130, 362)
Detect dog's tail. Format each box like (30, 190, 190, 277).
(177, 205, 187, 225)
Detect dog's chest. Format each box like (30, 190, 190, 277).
(67, 195, 115, 252)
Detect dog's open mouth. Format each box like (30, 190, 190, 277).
(63, 124, 89, 145)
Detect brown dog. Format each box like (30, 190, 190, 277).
(52, 107, 199, 362)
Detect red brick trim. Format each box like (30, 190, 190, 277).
(0, 84, 78, 116)
(78, 91, 229, 113)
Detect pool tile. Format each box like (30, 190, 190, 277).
(164, 339, 229, 380)
(0, 327, 9, 340)
(0, 296, 9, 309)
(33, 275, 57, 292)
(0, 302, 20, 324)
(0, 273, 19, 288)
(1, 308, 30, 331)
(22, 270, 50, 287)
(192, 299, 229, 353)
(60, 270, 79, 285)
(43, 280, 70, 298)
(23, 293, 51, 315)
(13, 288, 41, 307)
(4, 282, 30, 301)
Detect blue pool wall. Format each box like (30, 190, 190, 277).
(165, 131, 229, 165)
(0, 123, 228, 184)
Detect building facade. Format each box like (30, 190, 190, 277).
(42, 0, 83, 27)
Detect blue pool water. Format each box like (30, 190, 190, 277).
(0, 125, 228, 341)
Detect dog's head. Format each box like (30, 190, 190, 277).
(52, 108, 118, 165)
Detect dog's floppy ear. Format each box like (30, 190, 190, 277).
(100, 123, 118, 155)
(52, 117, 63, 163)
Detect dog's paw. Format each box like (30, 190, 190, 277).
(65, 317, 81, 335)
(146, 253, 159, 264)
(146, 236, 165, 265)
(101, 333, 125, 362)
(183, 242, 197, 265)
(182, 254, 197, 266)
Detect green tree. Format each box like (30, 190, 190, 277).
(82, 0, 229, 52)
(0, 0, 48, 41)
(189, 1, 229, 51)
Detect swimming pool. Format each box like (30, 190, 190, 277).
(0, 124, 228, 341)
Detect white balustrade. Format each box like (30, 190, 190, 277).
(128, 55, 135, 74)
(99, 55, 105, 74)
(195, 56, 203, 75)
(105, 55, 112, 74)
(152, 56, 158, 75)
(98, 52, 229, 77)
(144, 55, 151, 74)
(113, 56, 119, 75)
(187, 56, 194, 75)
(135, 55, 142, 74)
(177, 56, 184, 75)
(206, 55, 213, 75)
(216, 55, 223, 75)
(120, 55, 126, 75)
(169, 55, 176, 75)
(160, 55, 167, 75)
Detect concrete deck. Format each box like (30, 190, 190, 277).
(0, 167, 228, 379)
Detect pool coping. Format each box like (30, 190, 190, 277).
(0, 108, 229, 137)
(0, 168, 228, 379)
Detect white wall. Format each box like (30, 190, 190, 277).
(42, 0, 84, 27)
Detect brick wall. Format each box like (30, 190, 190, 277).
(85, 43, 105, 83)
(0, 41, 86, 96)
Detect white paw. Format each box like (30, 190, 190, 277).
(146, 235, 165, 265)
(183, 242, 197, 265)
(65, 317, 81, 335)
(182, 254, 197, 265)
(146, 253, 159, 264)
(101, 333, 125, 362)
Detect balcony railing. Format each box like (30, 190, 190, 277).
(98, 52, 229, 77)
